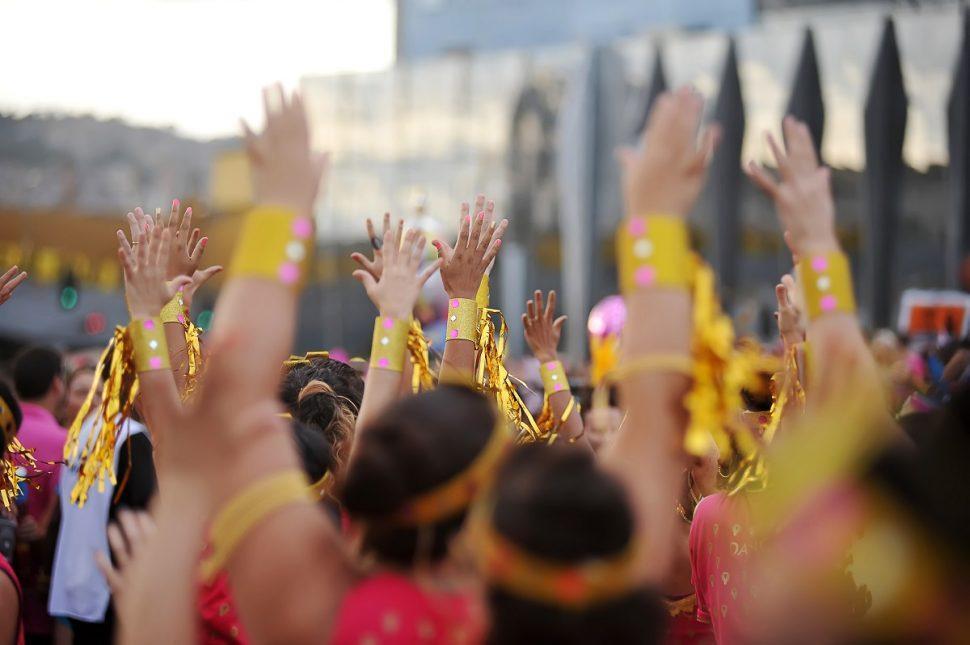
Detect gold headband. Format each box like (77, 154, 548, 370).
(283, 351, 330, 369)
(471, 504, 639, 609)
(386, 420, 509, 526)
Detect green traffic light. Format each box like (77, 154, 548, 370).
(59, 286, 78, 310)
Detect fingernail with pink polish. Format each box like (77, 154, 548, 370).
(173, 199, 179, 209)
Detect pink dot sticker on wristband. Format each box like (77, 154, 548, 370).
(149, 356, 162, 370)
(554, 383, 563, 392)
(177, 313, 186, 324)
(820, 295, 837, 312)
(291, 217, 313, 239)
(811, 256, 828, 273)
(278, 262, 300, 285)
(627, 217, 646, 237)
(546, 361, 559, 370)
(377, 358, 389, 368)
(450, 299, 460, 309)
(383, 317, 395, 329)
(634, 266, 656, 287)
(450, 329, 459, 339)
(143, 319, 155, 331)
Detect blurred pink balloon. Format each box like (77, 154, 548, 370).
(587, 295, 626, 338)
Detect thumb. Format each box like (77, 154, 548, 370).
(352, 269, 377, 292)
(195, 265, 224, 288)
(350, 252, 375, 271)
(431, 239, 453, 260)
(169, 275, 193, 296)
(775, 283, 788, 310)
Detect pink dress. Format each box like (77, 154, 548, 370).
(688, 494, 756, 645)
(332, 573, 484, 645)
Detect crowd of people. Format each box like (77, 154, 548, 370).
(0, 83, 966, 645)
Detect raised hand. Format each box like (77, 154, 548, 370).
(745, 116, 838, 256)
(775, 274, 804, 347)
(350, 213, 401, 281)
(353, 226, 441, 320)
(119, 224, 192, 318)
(433, 207, 508, 299)
(242, 84, 328, 217)
(617, 86, 720, 219)
(161, 199, 208, 280)
(522, 290, 567, 363)
(0, 266, 28, 306)
(96, 509, 156, 600)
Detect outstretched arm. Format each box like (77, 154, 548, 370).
(352, 226, 441, 442)
(522, 290, 588, 449)
(433, 203, 507, 382)
(600, 87, 719, 585)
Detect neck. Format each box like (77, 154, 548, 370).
(24, 395, 57, 415)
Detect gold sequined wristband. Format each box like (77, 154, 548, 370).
(446, 298, 478, 343)
(539, 360, 569, 395)
(797, 251, 857, 320)
(228, 205, 314, 288)
(160, 291, 188, 325)
(129, 317, 171, 372)
(369, 316, 410, 372)
(617, 215, 691, 293)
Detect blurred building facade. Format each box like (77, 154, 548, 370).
(304, 0, 969, 359)
(0, 1, 967, 361)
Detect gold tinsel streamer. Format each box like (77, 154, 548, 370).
(182, 321, 203, 400)
(0, 438, 36, 510)
(63, 327, 140, 508)
(761, 344, 805, 445)
(475, 307, 541, 442)
(532, 396, 578, 444)
(407, 319, 437, 393)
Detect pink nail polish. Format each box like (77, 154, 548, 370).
(201, 237, 208, 246)
(172, 199, 179, 209)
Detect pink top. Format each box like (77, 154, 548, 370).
(689, 493, 756, 645)
(15, 403, 65, 522)
(332, 573, 484, 645)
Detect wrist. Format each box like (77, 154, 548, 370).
(379, 305, 413, 320)
(447, 288, 478, 300)
(534, 351, 558, 364)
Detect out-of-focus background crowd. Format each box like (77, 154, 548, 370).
(1, 0, 969, 390)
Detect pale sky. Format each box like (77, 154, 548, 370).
(0, 0, 395, 139)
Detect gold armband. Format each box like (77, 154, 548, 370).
(370, 316, 409, 372)
(446, 298, 478, 343)
(539, 360, 569, 395)
(128, 317, 170, 372)
(228, 205, 313, 288)
(200, 470, 312, 581)
(617, 215, 691, 293)
(160, 290, 188, 325)
(797, 251, 856, 320)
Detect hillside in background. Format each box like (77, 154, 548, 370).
(0, 113, 238, 214)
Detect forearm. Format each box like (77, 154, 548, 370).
(547, 389, 590, 451)
(163, 322, 189, 394)
(210, 279, 298, 405)
(353, 369, 403, 444)
(601, 289, 691, 583)
(118, 482, 208, 645)
(439, 339, 476, 383)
